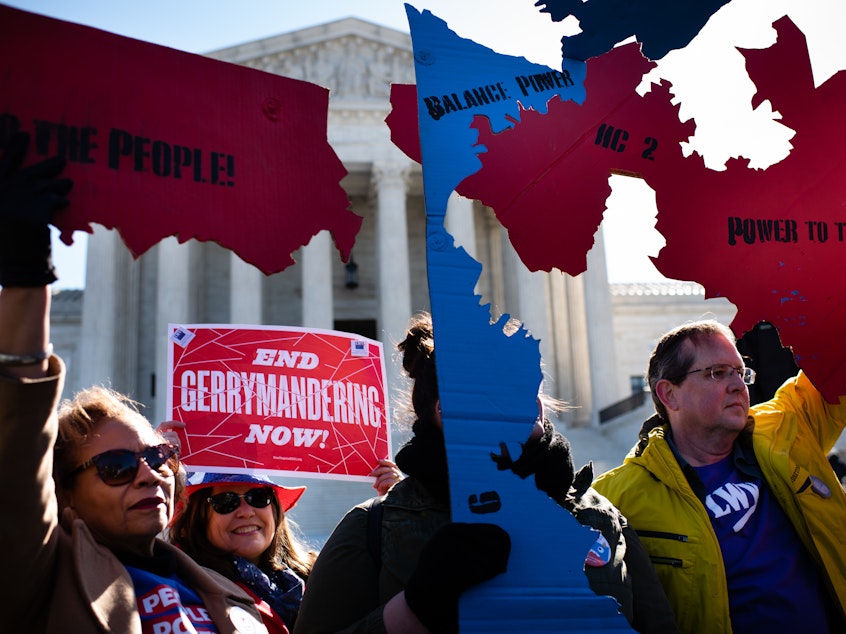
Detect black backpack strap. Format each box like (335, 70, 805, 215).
(366, 496, 384, 567)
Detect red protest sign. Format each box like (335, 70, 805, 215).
(166, 325, 390, 481)
(0, 5, 361, 275)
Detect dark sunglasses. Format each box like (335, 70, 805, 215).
(70, 443, 180, 486)
(207, 487, 275, 514)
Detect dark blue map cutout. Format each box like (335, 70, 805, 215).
(405, 4, 633, 631)
(535, 0, 731, 60)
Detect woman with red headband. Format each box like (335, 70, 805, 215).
(169, 472, 313, 634)
(160, 421, 402, 634)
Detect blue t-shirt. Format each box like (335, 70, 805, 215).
(125, 564, 220, 634)
(694, 456, 833, 633)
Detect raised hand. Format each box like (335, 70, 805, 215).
(370, 458, 403, 495)
(0, 131, 72, 287)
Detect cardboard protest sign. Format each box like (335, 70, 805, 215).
(394, 2, 845, 630)
(647, 17, 846, 401)
(166, 324, 389, 481)
(394, 8, 846, 402)
(534, 0, 731, 61)
(387, 8, 585, 221)
(401, 6, 633, 631)
(389, 42, 690, 276)
(0, 5, 361, 275)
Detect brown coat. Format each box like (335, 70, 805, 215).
(0, 356, 268, 634)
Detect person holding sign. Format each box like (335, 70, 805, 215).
(593, 320, 846, 633)
(0, 132, 268, 633)
(294, 313, 512, 634)
(169, 471, 313, 634)
(160, 410, 402, 633)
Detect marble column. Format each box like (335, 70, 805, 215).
(507, 243, 555, 397)
(445, 191, 477, 259)
(546, 271, 576, 417)
(373, 161, 411, 346)
(154, 237, 192, 423)
(515, 266, 552, 354)
(229, 253, 263, 325)
(566, 274, 594, 426)
(301, 230, 333, 329)
(78, 227, 138, 394)
(584, 225, 622, 419)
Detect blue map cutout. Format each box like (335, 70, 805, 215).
(535, 0, 731, 61)
(405, 4, 634, 631)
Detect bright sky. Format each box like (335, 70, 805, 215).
(6, 0, 845, 289)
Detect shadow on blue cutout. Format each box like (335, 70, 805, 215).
(469, 491, 502, 514)
(534, 0, 730, 61)
(406, 4, 633, 631)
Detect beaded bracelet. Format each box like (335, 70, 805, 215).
(0, 343, 53, 366)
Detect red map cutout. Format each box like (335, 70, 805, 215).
(647, 17, 846, 401)
(0, 6, 361, 275)
(459, 44, 691, 275)
(389, 18, 846, 400)
(389, 43, 693, 275)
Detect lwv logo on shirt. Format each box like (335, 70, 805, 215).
(705, 482, 760, 532)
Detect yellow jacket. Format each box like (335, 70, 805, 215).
(594, 372, 846, 634)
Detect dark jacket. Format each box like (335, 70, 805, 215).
(295, 477, 448, 633)
(565, 464, 678, 633)
(296, 469, 676, 633)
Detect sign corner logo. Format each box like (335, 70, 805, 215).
(170, 326, 195, 348)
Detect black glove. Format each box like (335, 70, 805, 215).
(491, 419, 575, 504)
(0, 132, 72, 287)
(534, 0, 576, 22)
(404, 522, 510, 633)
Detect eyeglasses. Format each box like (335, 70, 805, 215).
(70, 443, 180, 486)
(207, 487, 275, 514)
(682, 364, 756, 385)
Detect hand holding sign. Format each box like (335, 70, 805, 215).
(156, 420, 186, 453)
(369, 459, 404, 495)
(0, 131, 72, 287)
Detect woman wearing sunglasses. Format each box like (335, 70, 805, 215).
(0, 133, 267, 633)
(169, 472, 314, 634)
(159, 416, 404, 634)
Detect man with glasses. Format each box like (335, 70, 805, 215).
(593, 319, 846, 634)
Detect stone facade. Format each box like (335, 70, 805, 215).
(610, 281, 737, 394)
